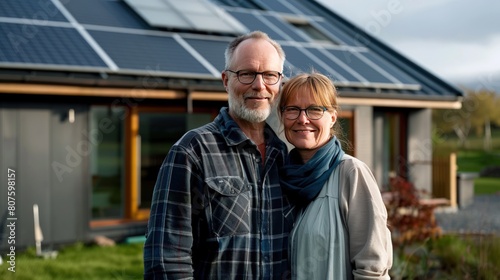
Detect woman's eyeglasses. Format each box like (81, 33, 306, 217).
(281, 106, 328, 120)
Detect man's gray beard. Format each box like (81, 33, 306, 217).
(228, 95, 271, 123)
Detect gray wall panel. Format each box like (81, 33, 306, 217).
(49, 105, 89, 243)
(0, 103, 90, 250)
(18, 107, 51, 247)
(0, 107, 19, 250)
(408, 109, 433, 194)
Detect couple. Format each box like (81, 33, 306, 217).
(143, 31, 392, 279)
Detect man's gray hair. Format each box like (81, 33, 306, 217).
(224, 31, 285, 70)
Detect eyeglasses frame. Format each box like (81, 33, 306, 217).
(225, 69, 282, 85)
(280, 105, 329, 120)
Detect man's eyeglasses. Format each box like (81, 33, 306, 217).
(225, 70, 282, 85)
(281, 106, 328, 120)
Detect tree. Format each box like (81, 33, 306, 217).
(468, 90, 500, 150)
(432, 98, 473, 148)
(433, 89, 500, 150)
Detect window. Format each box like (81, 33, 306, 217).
(130, 108, 212, 220)
(137, 112, 211, 210)
(90, 106, 126, 220)
(374, 111, 408, 189)
(90, 105, 212, 223)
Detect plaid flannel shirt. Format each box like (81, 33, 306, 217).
(144, 107, 294, 280)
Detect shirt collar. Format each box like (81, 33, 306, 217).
(215, 107, 283, 149)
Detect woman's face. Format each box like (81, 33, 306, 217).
(283, 89, 337, 158)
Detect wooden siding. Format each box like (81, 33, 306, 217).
(432, 153, 457, 208)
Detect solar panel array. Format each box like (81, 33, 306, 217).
(0, 0, 455, 95)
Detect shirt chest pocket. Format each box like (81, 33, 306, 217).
(205, 176, 251, 237)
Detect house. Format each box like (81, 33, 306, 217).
(0, 0, 462, 249)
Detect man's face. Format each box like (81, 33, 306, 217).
(222, 39, 283, 123)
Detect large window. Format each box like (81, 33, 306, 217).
(90, 105, 213, 223)
(90, 106, 126, 220)
(137, 112, 211, 210)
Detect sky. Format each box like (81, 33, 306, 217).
(316, 0, 500, 92)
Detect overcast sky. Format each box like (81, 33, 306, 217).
(316, 0, 500, 91)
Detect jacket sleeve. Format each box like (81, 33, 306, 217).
(143, 144, 202, 280)
(340, 158, 393, 280)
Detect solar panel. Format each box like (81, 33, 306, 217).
(362, 51, 420, 85)
(0, 0, 456, 97)
(88, 30, 212, 75)
(62, 0, 150, 29)
(253, 0, 332, 18)
(281, 46, 340, 78)
(226, 8, 353, 47)
(306, 48, 364, 82)
(312, 19, 361, 47)
(326, 49, 394, 84)
(253, 0, 299, 14)
(286, 0, 318, 16)
(0, 0, 68, 22)
(182, 37, 229, 72)
(211, 0, 263, 10)
(261, 15, 309, 42)
(0, 22, 106, 67)
(123, 0, 246, 34)
(227, 11, 288, 41)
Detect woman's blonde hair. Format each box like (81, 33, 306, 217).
(278, 72, 340, 136)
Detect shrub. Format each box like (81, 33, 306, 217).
(479, 166, 500, 178)
(384, 176, 442, 247)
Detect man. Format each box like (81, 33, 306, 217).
(143, 31, 294, 279)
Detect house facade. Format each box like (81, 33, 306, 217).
(0, 0, 461, 249)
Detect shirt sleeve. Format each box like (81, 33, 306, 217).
(143, 143, 202, 280)
(340, 158, 393, 280)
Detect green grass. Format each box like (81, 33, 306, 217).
(453, 150, 500, 195)
(457, 150, 500, 172)
(0, 242, 143, 280)
(475, 177, 500, 195)
(433, 146, 500, 195)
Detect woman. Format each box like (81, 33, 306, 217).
(279, 72, 392, 279)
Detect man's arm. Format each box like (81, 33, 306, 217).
(143, 145, 200, 279)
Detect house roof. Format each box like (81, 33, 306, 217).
(0, 0, 463, 108)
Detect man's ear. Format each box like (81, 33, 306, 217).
(222, 71, 229, 90)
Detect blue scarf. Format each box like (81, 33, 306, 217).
(280, 137, 345, 205)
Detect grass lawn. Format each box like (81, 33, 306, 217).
(457, 150, 500, 172)
(475, 177, 500, 195)
(0, 243, 143, 280)
(454, 149, 500, 195)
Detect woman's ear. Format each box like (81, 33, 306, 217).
(331, 110, 337, 125)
